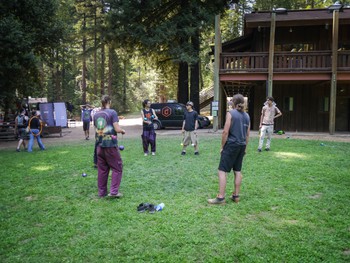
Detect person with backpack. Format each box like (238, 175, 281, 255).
(14, 109, 28, 152)
(80, 104, 93, 140)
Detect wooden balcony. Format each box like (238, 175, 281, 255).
(220, 51, 350, 73)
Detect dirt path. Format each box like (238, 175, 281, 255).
(1, 116, 349, 150)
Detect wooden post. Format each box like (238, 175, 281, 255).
(267, 12, 276, 97)
(213, 15, 221, 131)
(329, 10, 339, 135)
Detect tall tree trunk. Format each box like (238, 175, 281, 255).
(177, 61, 189, 104)
(108, 45, 113, 96)
(82, 13, 87, 104)
(190, 28, 200, 114)
(55, 49, 61, 101)
(100, 43, 105, 95)
(123, 59, 127, 110)
(93, 11, 98, 96)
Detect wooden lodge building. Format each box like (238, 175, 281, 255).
(218, 6, 350, 133)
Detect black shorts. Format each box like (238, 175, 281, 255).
(218, 142, 246, 172)
(83, 121, 90, 131)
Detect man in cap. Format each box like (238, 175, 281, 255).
(181, 101, 199, 155)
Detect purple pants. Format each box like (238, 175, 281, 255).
(97, 146, 123, 197)
(141, 130, 156, 153)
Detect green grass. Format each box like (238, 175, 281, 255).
(1, 136, 350, 262)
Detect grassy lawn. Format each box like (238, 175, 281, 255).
(1, 136, 349, 262)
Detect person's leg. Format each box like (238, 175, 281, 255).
(16, 139, 23, 151)
(27, 132, 34, 152)
(141, 132, 149, 154)
(97, 147, 109, 197)
(258, 125, 267, 150)
(233, 171, 242, 196)
(150, 131, 156, 154)
(191, 132, 199, 153)
(36, 135, 45, 150)
(93, 141, 98, 167)
(181, 131, 190, 153)
(231, 146, 245, 202)
(105, 147, 123, 196)
(22, 139, 26, 149)
(217, 170, 227, 198)
(266, 126, 273, 149)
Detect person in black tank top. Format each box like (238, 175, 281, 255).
(208, 94, 250, 205)
(141, 99, 158, 156)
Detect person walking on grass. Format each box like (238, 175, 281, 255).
(80, 104, 93, 140)
(14, 109, 28, 152)
(257, 96, 282, 152)
(181, 101, 199, 155)
(141, 99, 158, 156)
(94, 95, 125, 198)
(208, 94, 250, 205)
(27, 110, 45, 152)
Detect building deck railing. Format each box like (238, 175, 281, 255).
(220, 51, 350, 73)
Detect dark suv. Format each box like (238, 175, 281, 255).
(150, 102, 211, 130)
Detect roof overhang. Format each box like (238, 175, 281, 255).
(245, 8, 350, 28)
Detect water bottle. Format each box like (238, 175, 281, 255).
(156, 203, 165, 211)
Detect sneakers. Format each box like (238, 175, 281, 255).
(194, 151, 199, 155)
(230, 193, 240, 203)
(108, 192, 123, 198)
(208, 195, 226, 205)
(265, 148, 270, 151)
(16, 148, 20, 152)
(144, 153, 148, 156)
(181, 151, 186, 155)
(151, 152, 155, 156)
(137, 203, 150, 212)
(257, 148, 262, 152)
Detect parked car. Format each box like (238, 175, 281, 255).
(150, 102, 211, 130)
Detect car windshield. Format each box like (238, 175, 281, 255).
(174, 106, 184, 115)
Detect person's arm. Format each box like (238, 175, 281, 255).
(259, 108, 265, 129)
(274, 108, 282, 119)
(221, 112, 231, 151)
(152, 109, 158, 120)
(194, 119, 198, 131)
(14, 117, 18, 134)
(113, 122, 125, 134)
(245, 122, 251, 153)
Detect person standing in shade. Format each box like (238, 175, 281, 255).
(80, 104, 93, 140)
(257, 96, 282, 152)
(208, 94, 250, 205)
(181, 101, 199, 155)
(14, 109, 29, 152)
(94, 95, 125, 198)
(27, 110, 45, 152)
(141, 99, 158, 156)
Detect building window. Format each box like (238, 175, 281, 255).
(284, 97, 294, 112)
(319, 97, 329, 112)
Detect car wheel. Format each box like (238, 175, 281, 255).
(152, 120, 162, 130)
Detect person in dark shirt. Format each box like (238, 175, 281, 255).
(94, 95, 125, 198)
(181, 101, 199, 155)
(208, 94, 250, 205)
(27, 110, 45, 152)
(141, 99, 158, 156)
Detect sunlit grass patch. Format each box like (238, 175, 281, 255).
(0, 137, 349, 262)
